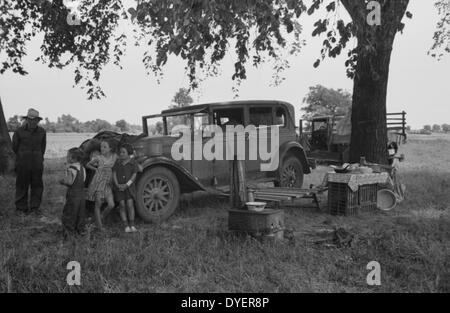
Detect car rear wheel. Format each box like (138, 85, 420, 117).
(278, 155, 304, 188)
(135, 166, 180, 223)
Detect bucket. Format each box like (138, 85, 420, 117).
(377, 189, 397, 211)
(246, 202, 267, 212)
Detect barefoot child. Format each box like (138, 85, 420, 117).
(113, 144, 138, 233)
(86, 140, 117, 231)
(59, 148, 86, 238)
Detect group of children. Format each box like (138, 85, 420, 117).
(59, 140, 139, 238)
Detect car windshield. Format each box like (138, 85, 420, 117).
(167, 114, 191, 136)
(144, 116, 165, 137)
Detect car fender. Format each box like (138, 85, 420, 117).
(279, 141, 311, 174)
(137, 156, 205, 193)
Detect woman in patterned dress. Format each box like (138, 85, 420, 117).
(86, 140, 117, 231)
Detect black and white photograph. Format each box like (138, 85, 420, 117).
(0, 0, 449, 299)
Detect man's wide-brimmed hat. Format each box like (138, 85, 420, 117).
(22, 108, 42, 120)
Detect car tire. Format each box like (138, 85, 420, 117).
(278, 155, 304, 188)
(135, 166, 180, 223)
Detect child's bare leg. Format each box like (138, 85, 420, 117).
(119, 200, 128, 227)
(101, 194, 115, 220)
(94, 196, 103, 230)
(126, 199, 135, 227)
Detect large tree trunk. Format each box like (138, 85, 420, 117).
(0, 99, 15, 175)
(342, 0, 409, 164)
(349, 36, 394, 164)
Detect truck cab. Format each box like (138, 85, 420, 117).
(299, 111, 407, 164)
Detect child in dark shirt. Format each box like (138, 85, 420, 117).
(59, 148, 86, 238)
(113, 144, 139, 233)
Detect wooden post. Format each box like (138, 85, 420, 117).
(229, 157, 247, 209)
(402, 110, 406, 139)
(237, 159, 247, 205)
(229, 158, 237, 207)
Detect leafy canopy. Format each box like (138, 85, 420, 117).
(170, 88, 193, 109)
(0, 0, 305, 98)
(430, 0, 450, 59)
(301, 84, 351, 119)
(0, 0, 448, 99)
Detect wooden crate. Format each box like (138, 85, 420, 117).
(228, 209, 284, 235)
(328, 182, 378, 216)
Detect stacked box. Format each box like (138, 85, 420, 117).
(328, 182, 378, 216)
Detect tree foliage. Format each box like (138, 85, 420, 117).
(115, 119, 130, 132)
(430, 0, 450, 60)
(0, 0, 128, 99)
(301, 84, 351, 119)
(0, 0, 307, 98)
(170, 87, 193, 109)
(6, 115, 21, 132)
(432, 124, 441, 132)
(1, 0, 449, 164)
(442, 123, 450, 133)
(4, 113, 141, 133)
(0, 0, 447, 98)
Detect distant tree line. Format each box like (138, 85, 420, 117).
(421, 124, 450, 133)
(6, 88, 192, 136)
(407, 124, 450, 135)
(6, 114, 142, 134)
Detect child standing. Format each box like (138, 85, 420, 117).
(59, 148, 86, 238)
(86, 140, 117, 231)
(113, 144, 139, 233)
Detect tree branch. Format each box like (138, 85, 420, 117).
(340, 0, 367, 25)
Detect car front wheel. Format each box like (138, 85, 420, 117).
(278, 155, 304, 188)
(135, 166, 180, 223)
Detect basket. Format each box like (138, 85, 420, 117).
(328, 182, 378, 216)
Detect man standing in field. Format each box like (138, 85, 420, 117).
(12, 109, 46, 216)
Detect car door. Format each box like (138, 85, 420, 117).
(275, 105, 296, 147)
(190, 112, 215, 186)
(210, 107, 245, 186)
(247, 106, 274, 179)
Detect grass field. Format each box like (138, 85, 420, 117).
(0, 133, 449, 292)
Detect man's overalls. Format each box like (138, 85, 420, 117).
(62, 165, 86, 236)
(12, 125, 46, 212)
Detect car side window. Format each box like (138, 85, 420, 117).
(213, 108, 244, 127)
(274, 107, 286, 127)
(249, 107, 272, 127)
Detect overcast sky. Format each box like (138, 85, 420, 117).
(0, 0, 448, 129)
